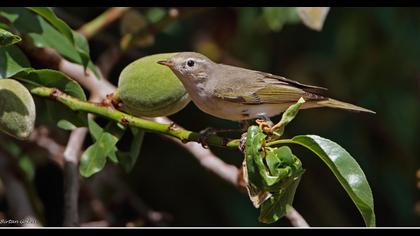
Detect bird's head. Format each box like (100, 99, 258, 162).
(157, 52, 215, 85)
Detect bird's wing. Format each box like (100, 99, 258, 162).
(212, 65, 326, 105)
(256, 71, 328, 94)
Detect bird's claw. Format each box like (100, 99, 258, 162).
(239, 132, 247, 153)
(255, 119, 273, 134)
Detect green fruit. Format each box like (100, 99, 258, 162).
(117, 53, 190, 117)
(0, 79, 36, 139)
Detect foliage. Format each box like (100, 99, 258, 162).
(243, 100, 375, 226)
(0, 7, 400, 226)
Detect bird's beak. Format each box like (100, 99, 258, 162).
(157, 60, 174, 67)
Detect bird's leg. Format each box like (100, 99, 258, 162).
(239, 120, 252, 132)
(198, 127, 240, 148)
(255, 114, 274, 134)
(198, 127, 214, 149)
(239, 132, 248, 153)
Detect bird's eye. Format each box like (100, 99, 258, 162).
(187, 60, 195, 67)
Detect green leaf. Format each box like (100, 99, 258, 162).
(288, 135, 376, 227)
(259, 172, 303, 224)
(73, 30, 99, 76)
(107, 151, 119, 164)
(272, 97, 305, 138)
(87, 118, 103, 140)
(117, 127, 145, 172)
(80, 132, 116, 177)
(0, 28, 22, 47)
(87, 119, 125, 163)
(0, 22, 10, 30)
(40, 99, 87, 130)
(0, 8, 81, 64)
(1, 8, 96, 75)
(0, 138, 22, 157)
(80, 122, 126, 177)
(262, 7, 300, 32)
(0, 45, 30, 78)
(57, 119, 78, 131)
(146, 8, 166, 23)
(18, 155, 35, 181)
(245, 125, 267, 190)
(14, 68, 88, 130)
(26, 7, 96, 72)
(26, 7, 75, 45)
(16, 69, 86, 100)
(244, 126, 305, 223)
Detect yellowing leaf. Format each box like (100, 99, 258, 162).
(297, 7, 330, 31)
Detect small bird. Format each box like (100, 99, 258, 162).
(158, 52, 374, 122)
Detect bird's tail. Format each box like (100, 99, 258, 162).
(313, 98, 376, 114)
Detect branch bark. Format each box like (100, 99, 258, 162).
(153, 117, 240, 187)
(286, 207, 309, 227)
(62, 127, 87, 226)
(27, 85, 239, 149)
(28, 126, 65, 168)
(0, 151, 41, 227)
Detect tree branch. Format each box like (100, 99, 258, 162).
(286, 207, 309, 227)
(28, 126, 65, 168)
(27, 85, 239, 149)
(62, 127, 87, 226)
(0, 151, 41, 227)
(153, 117, 241, 187)
(78, 7, 131, 39)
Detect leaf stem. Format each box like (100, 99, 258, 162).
(266, 139, 294, 147)
(29, 85, 239, 149)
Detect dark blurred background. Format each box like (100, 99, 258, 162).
(1, 7, 420, 227)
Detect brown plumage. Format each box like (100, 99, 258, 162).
(158, 52, 375, 121)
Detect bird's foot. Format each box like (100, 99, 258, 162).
(255, 119, 274, 134)
(198, 127, 216, 149)
(239, 132, 248, 153)
(198, 127, 241, 148)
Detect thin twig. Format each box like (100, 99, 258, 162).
(25, 124, 84, 226)
(286, 207, 309, 227)
(28, 126, 65, 168)
(0, 151, 41, 227)
(121, 7, 209, 51)
(153, 117, 240, 187)
(78, 7, 131, 39)
(62, 127, 88, 226)
(88, 166, 173, 226)
(96, 45, 123, 78)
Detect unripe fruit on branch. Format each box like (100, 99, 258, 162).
(117, 53, 190, 117)
(0, 79, 36, 139)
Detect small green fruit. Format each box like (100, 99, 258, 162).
(0, 79, 36, 139)
(117, 53, 190, 117)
